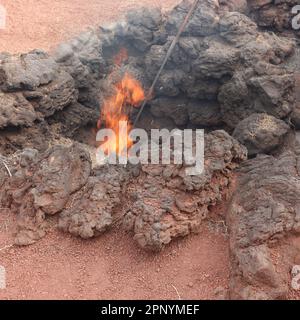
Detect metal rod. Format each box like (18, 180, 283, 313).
(0, 157, 12, 177)
(133, 0, 200, 127)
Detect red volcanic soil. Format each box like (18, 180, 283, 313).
(0, 211, 230, 300)
(0, 0, 181, 54)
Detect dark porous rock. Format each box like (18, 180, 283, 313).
(233, 113, 290, 155)
(0, 122, 72, 156)
(228, 132, 300, 299)
(237, 245, 281, 288)
(144, 36, 239, 99)
(230, 148, 300, 249)
(184, 78, 222, 100)
(0, 144, 91, 245)
(70, 30, 104, 76)
(126, 24, 156, 53)
(219, 11, 258, 46)
(45, 0, 296, 129)
(191, 39, 240, 79)
(219, 11, 294, 65)
(125, 7, 165, 52)
(187, 100, 223, 127)
(247, 0, 300, 36)
(59, 165, 131, 239)
(219, 0, 248, 13)
(219, 62, 295, 128)
(47, 102, 99, 138)
(139, 1, 294, 108)
(166, 0, 220, 37)
(124, 130, 247, 251)
(1, 0, 298, 260)
(126, 7, 163, 31)
(150, 97, 189, 126)
(155, 69, 186, 97)
(150, 97, 223, 127)
(0, 50, 78, 128)
(230, 244, 287, 300)
(0, 50, 58, 91)
(0, 92, 37, 128)
(23, 69, 78, 118)
(54, 44, 90, 89)
(239, 36, 294, 67)
(54, 30, 104, 108)
(144, 39, 176, 77)
(292, 103, 300, 129)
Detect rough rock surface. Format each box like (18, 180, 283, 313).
(165, 0, 220, 37)
(123, 130, 247, 251)
(150, 97, 190, 126)
(187, 100, 223, 127)
(233, 113, 290, 155)
(0, 144, 91, 245)
(150, 97, 223, 127)
(58, 165, 132, 239)
(247, 0, 300, 36)
(218, 62, 295, 128)
(139, 4, 294, 128)
(53, 30, 104, 108)
(228, 132, 300, 299)
(292, 104, 300, 128)
(219, 0, 248, 13)
(0, 92, 37, 129)
(0, 0, 296, 147)
(0, 130, 246, 250)
(0, 50, 58, 91)
(0, 121, 75, 157)
(52, 1, 296, 132)
(47, 102, 99, 138)
(0, 50, 78, 130)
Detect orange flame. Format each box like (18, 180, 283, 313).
(98, 72, 145, 156)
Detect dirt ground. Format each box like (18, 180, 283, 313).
(0, 0, 181, 53)
(0, 212, 229, 300)
(0, 0, 230, 300)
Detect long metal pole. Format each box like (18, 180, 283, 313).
(133, 0, 200, 127)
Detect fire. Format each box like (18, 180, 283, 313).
(97, 72, 145, 157)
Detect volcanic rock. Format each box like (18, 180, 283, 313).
(233, 113, 290, 155)
(187, 100, 223, 127)
(228, 131, 300, 299)
(125, 7, 165, 52)
(0, 144, 91, 245)
(0, 50, 78, 129)
(165, 0, 220, 37)
(0, 92, 37, 129)
(0, 50, 58, 91)
(219, 0, 248, 13)
(22, 69, 77, 118)
(54, 30, 104, 108)
(219, 62, 295, 128)
(150, 97, 189, 126)
(47, 102, 99, 138)
(150, 97, 223, 127)
(58, 165, 131, 239)
(0, 2, 300, 295)
(292, 103, 300, 129)
(37, 0, 296, 133)
(247, 0, 300, 36)
(123, 130, 247, 251)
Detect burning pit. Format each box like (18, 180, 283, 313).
(1, 0, 300, 300)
